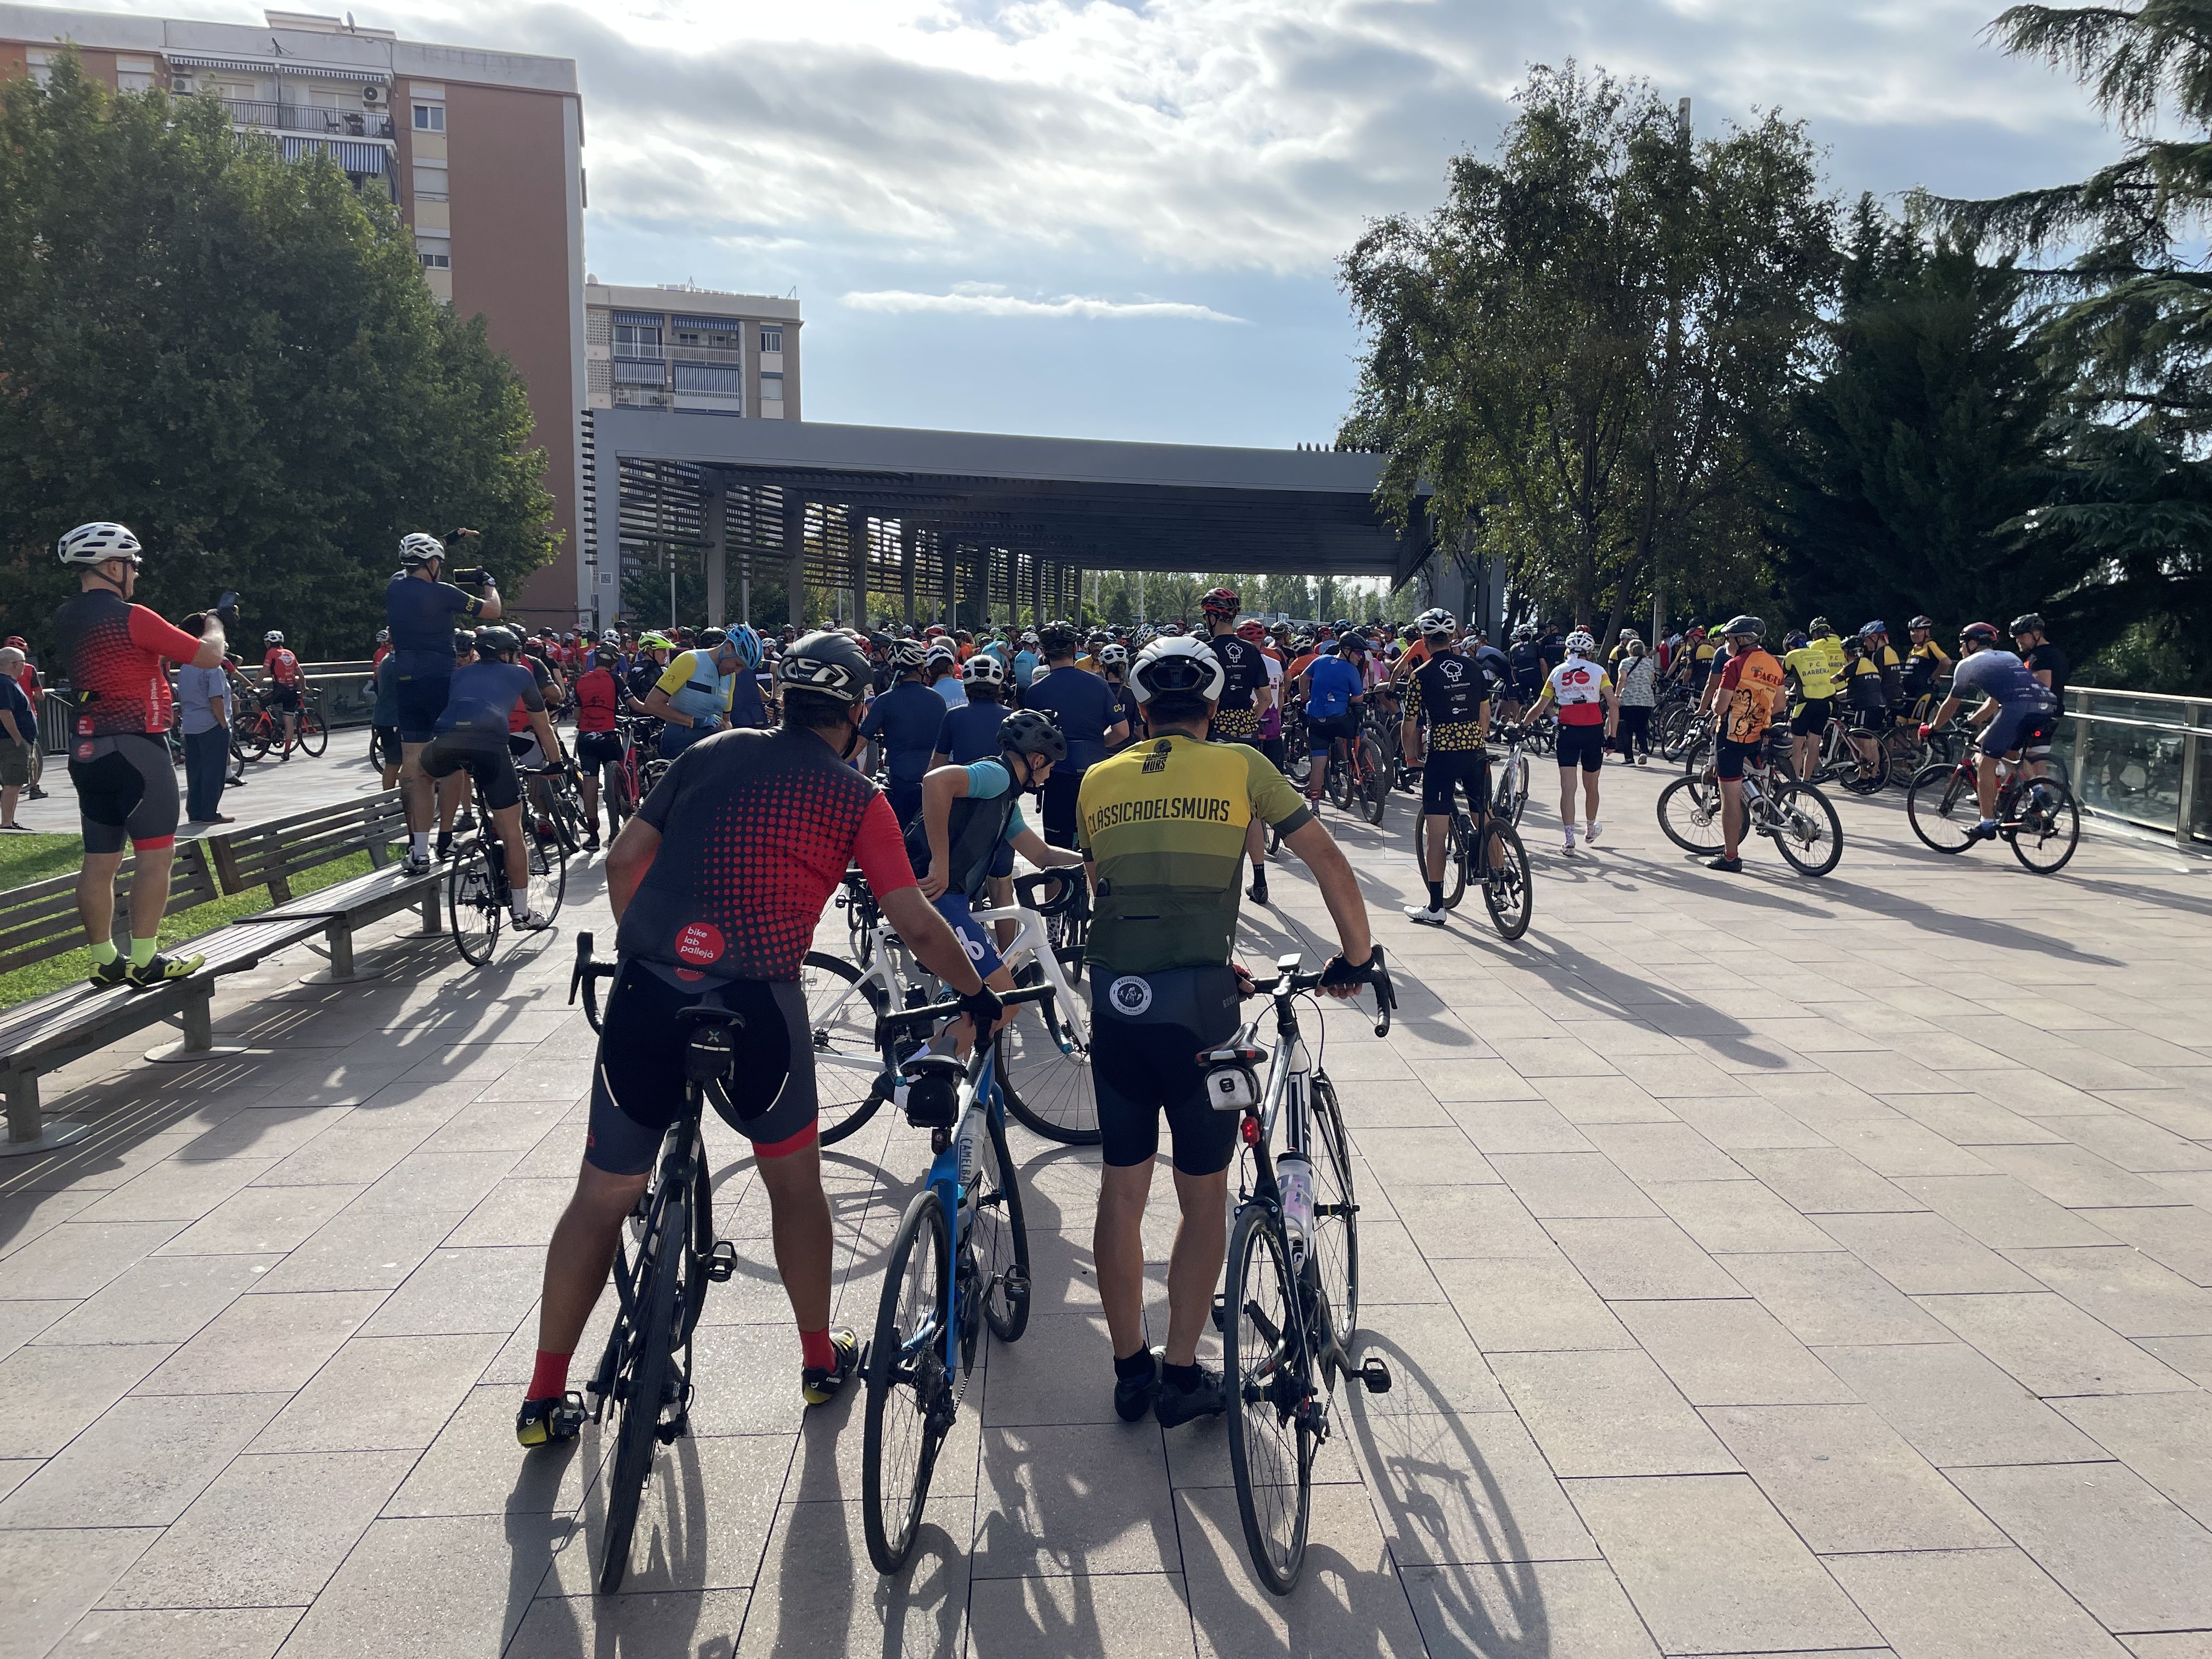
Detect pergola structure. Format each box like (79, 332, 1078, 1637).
(578, 410, 1437, 632)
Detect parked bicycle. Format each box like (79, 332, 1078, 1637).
(1656, 752, 1844, 876)
(1905, 751, 2080, 873)
(1808, 715, 1887, 794)
(445, 782, 567, 963)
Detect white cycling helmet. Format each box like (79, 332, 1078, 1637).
(264, 631, 284, 646)
(1098, 643, 1130, 669)
(1128, 635, 1227, 705)
(889, 637, 930, 670)
(398, 532, 445, 568)
(58, 522, 142, 566)
(962, 651, 1007, 685)
(1565, 629, 1598, 656)
(1415, 607, 1456, 638)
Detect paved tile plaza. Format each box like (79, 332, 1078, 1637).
(3, 760, 2210, 1658)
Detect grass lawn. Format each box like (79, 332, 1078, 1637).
(0, 832, 376, 1009)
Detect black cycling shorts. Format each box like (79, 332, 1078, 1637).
(1307, 713, 1359, 757)
(1421, 748, 1489, 817)
(1852, 704, 1892, 733)
(1789, 698, 1833, 736)
(263, 683, 301, 714)
(393, 673, 450, 745)
(574, 730, 626, 771)
(1555, 723, 1606, 772)
(1091, 964, 1242, 1176)
(421, 731, 522, 812)
(586, 960, 818, 1175)
(1980, 704, 2058, 760)
(70, 732, 179, 854)
(372, 726, 402, 769)
(1716, 736, 1763, 782)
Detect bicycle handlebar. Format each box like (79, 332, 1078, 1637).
(1245, 945, 1396, 1039)
(877, 983, 1055, 1036)
(1011, 868, 1086, 917)
(570, 931, 618, 1032)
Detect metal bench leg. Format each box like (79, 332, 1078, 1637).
(420, 884, 442, 934)
(0, 1068, 88, 1158)
(145, 982, 250, 1064)
(299, 921, 388, 986)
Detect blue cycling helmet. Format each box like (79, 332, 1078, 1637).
(1860, 619, 1888, 637)
(729, 624, 764, 669)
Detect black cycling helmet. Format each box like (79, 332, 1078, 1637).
(1037, 619, 1081, 657)
(1908, 616, 1935, 631)
(473, 625, 520, 656)
(775, 630, 874, 703)
(2009, 612, 2046, 635)
(696, 627, 728, 648)
(1720, 615, 1764, 639)
(998, 708, 1068, 764)
(451, 629, 476, 655)
(592, 645, 619, 667)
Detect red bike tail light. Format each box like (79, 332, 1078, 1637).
(1241, 1117, 1261, 1147)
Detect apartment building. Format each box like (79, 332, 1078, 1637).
(0, 5, 591, 625)
(586, 282, 802, 421)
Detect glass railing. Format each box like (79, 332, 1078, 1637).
(2051, 686, 2210, 845)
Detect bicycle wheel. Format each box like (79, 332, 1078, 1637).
(863, 1190, 953, 1575)
(1657, 775, 1726, 856)
(1358, 737, 1389, 825)
(2008, 776, 2080, 874)
(1505, 752, 1530, 825)
(297, 706, 327, 758)
(800, 952, 888, 1148)
(526, 822, 567, 923)
(1413, 811, 1468, 909)
(996, 986, 1101, 1146)
(1223, 1204, 1312, 1597)
(597, 1182, 688, 1593)
(1325, 742, 1351, 810)
(447, 844, 502, 964)
(1839, 739, 1888, 795)
(1479, 819, 1533, 941)
(1906, 763, 1978, 854)
(1768, 782, 1843, 877)
(1306, 1074, 1358, 1370)
(242, 715, 270, 762)
(972, 1110, 1031, 1342)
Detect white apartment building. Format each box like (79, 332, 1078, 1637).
(586, 281, 802, 421)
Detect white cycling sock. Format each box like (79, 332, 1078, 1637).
(410, 831, 429, 857)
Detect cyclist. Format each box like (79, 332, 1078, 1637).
(926, 646, 967, 709)
(644, 629, 747, 761)
(934, 652, 1012, 763)
(1783, 618, 1847, 782)
(1302, 637, 1367, 806)
(1901, 616, 1953, 717)
(259, 630, 303, 758)
(1700, 616, 1787, 873)
(1526, 630, 1617, 853)
(1197, 586, 1275, 904)
(1399, 612, 1492, 925)
(859, 637, 947, 826)
(1505, 623, 1544, 722)
(1246, 621, 1289, 778)
(516, 631, 1001, 1446)
(1843, 620, 1902, 778)
(1077, 635, 1376, 1427)
(1918, 622, 2062, 838)
(1018, 620, 1128, 847)
(50, 523, 230, 988)
(2012, 613, 2068, 701)
(626, 632, 672, 702)
(571, 644, 628, 849)
(1099, 644, 1139, 748)
(387, 531, 500, 874)
(420, 627, 564, 929)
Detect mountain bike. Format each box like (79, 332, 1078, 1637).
(1411, 775, 1532, 940)
(445, 789, 567, 964)
(862, 982, 1053, 1573)
(1216, 950, 1398, 1595)
(568, 935, 744, 1593)
(1905, 751, 2079, 873)
(1656, 753, 1844, 876)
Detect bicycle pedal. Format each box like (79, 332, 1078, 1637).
(704, 1240, 738, 1282)
(1211, 1291, 1228, 1334)
(1358, 1356, 1394, 1395)
(655, 1410, 690, 1446)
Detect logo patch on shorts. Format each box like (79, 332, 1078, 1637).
(961, 933, 986, 962)
(674, 921, 725, 966)
(1108, 975, 1153, 1017)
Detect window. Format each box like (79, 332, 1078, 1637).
(26, 49, 53, 87)
(412, 103, 444, 132)
(612, 321, 662, 358)
(761, 371, 785, 403)
(419, 251, 450, 269)
(116, 57, 159, 94)
(411, 163, 448, 200)
(759, 326, 783, 354)
(674, 362, 741, 396)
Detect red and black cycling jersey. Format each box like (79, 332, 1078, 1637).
(507, 654, 558, 735)
(574, 667, 622, 733)
(51, 589, 203, 737)
(262, 647, 301, 686)
(616, 725, 917, 982)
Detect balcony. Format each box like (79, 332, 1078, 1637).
(612, 385, 673, 410)
(217, 98, 394, 141)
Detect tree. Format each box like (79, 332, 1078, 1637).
(1340, 64, 1834, 641)
(0, 54, 555, 660)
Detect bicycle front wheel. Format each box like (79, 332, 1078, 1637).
(1357, 738, 1389, 825)
(1326, 743, 1351, 810)
(1769, 782, 1843, 877)
(863, 1189, 953, 1575)
(1657, 776, 1725, 856)
(1307, 1074, 1358, 1368)
(1413, 811, 1467, 910)
(1480, 819, 1533, 941)
(1223, 1204, 1313, 1597)
(599, 1183, 687, 1593)
(447, 845, 502, 964)
(526, 822, 567, 923)
(996, 985, 1101, 1146)
(297, 707, 328, 758)
(1839, 740, 1888, 795)
(801, 952, 888, 1148)
(1906, 763, 1978, 854)
(972, 1110, 1031, 1341)
(2008, 776, 2080, 874)
(1506, 753, 1530, 825)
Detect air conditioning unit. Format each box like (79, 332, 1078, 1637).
(362, 84, 383, 105)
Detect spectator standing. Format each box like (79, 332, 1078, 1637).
(174, 618, 234, 825)
(1612, 636, 1658, 763)
(368, 653, 403, 789)
(0, 647, 36, 829)
(4, 637, 48, 799)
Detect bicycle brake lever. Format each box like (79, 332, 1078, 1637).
(568, 932, 591, 1006)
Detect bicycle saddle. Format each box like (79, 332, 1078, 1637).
(678, 1006, 746, 1087)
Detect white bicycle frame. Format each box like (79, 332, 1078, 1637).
(966, 900, 1090, 1059)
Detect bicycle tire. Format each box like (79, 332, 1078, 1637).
(1656, 775, 1725, 856)
(1838, 740, 1888, 795)
(1307, 1074, 1358, 1375)
(599, 1181, 686, 1593)
(297, 708, 327, 758)
(1480, 818, 1533, 941)
(803, 952, 888, 1148)
(863, 1189, 953, 1574)
(996, 985, 1102, 1146)
(2008, 775, 2080, 875)
(447, 844, 501, 964)
(1768, 782, 1843, 877)
(1413, 811, 1468, 910)
(1906, 763, 1978, 854)
(973, 1109, 1031, 1342)
(1223, 1203, 1312, 1597)
(1358, 737, 1389, 825)
(242, 716, 270, 762)
(1326, 741, 1351, 810)
(526, 821, 567, 924)
(1506, 753, 1530, 826)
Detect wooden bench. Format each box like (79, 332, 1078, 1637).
(206, 793, 443, 983)
(0, 844, 326, 1155)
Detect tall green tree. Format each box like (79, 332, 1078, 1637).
(0, 54, 555, 659)
(1340, 64, 1833, 640)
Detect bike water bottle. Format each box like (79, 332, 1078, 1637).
(1278, 1151, 1316, 1259)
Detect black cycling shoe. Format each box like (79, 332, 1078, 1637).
(87, 957, 130, 990)
(515, 1391, 588, 1448)
(1114, 1348, 1161, 1423)
(1705, 854, 1743, 874)
(802, 1328, 860, 1407)
(1154, 1362, 1226, 1428)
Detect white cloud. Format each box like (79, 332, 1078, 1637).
(841, 287, 1245, 322)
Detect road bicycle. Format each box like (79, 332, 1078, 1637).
(1410, 772, 1533, 940)
(862, 982, 1053, 1573)
(1905, 749, 2079, 874)
(1489, 725, 1533, 827)
(445, 778, 568, 963)
(1321, 720, 1390, 825)
(1808, 714, 1888, 794)
(1215, 950, 1398, 1594)
(568, 935, 744, 1593)
(234, 685, 325, 761)
(1656, 752, 1844, 877)
(588, 719, 651, 841)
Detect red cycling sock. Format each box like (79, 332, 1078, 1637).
(528, 1350, 572, 1400)
(799, 1326, 836, 1372)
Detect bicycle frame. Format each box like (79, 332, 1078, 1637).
(968, 901, 1089, 1056)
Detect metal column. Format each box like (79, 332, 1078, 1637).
(941, 537, 958, 627)
(784, 496, 807, 629)
(901, 523, 917, 629)
(847, 508, 868, 628)
(1032, 555, 1046, 625)
(702, 477, 727, 629)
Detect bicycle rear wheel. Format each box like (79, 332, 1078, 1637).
(802, 952, 888, 1148)
(1838, 738, 1888, 795)
(1906, 763, 1978, 853)
(996, 986, 1101, 1146)
(1307, 1075, 1358, 1371)
(447, 844, 502, 964)
(297, 706, 327, 758)
(598, 1183, 687, 1593)
(1769, 782, 1843, 877)
(1657, 776, 1725, 856)
(1480, 819, 1533, 941)
(2008, 776, 2080, 874)
(1413, 811, 1468, 909)
(526, 822, 567, 923)
(1357, 737, 1389, 825)
(863, 1190, 953, 1574)
(1223, 1204, 1313, 1597)
(1325, 742, 1351, 810)
(972, 1110, 1031, 1341)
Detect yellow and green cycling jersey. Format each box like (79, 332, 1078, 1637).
(1076, 732, 1313, 974)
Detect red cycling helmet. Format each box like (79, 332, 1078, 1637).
(1200, 585, 1241, 617)
(1236, 620, 1266, 643)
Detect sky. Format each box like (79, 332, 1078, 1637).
(90, 0, 2122, 446)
